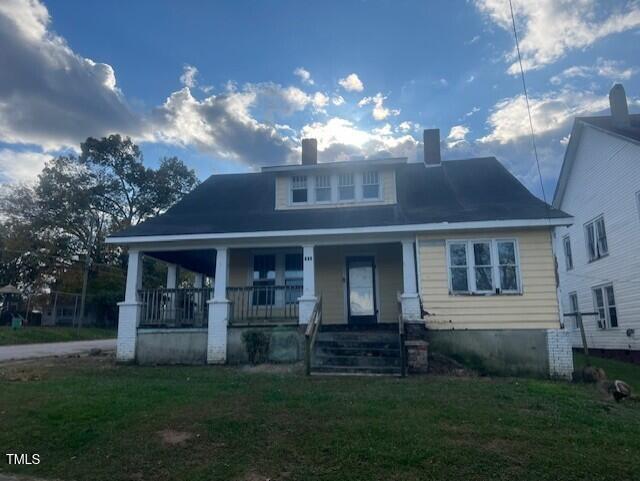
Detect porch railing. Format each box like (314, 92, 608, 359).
(227, 285, 301, 324)
(305, 296, 323, 376)
(138, 287, 212, 328)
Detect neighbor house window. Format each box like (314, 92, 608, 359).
(593, 284, 618, 328)
(563, 235, 573, 270)
(284, 253, 303, 303)
(585, 216, 608, 261)
(569, 292, 580, 328)
(362, 171, 380, 199)
(314, 175, 331, 202)
(447, 239, 520, 294)
(253, 254, 276, 305)
(338, 173, 355, 201)
(291, 176, 308, 204)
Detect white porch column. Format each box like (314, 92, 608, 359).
(117, 249, 142, 362)
(298, 244, 317, 324)
(400, 239, 421, 321)
(166, 263, 179, 288)
(207, 247, 230, 363)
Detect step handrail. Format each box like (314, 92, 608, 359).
(397, 292, 407, 377)
(304, 295, 323, 376)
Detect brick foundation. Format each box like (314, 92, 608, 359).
(406, 340, 429, 374)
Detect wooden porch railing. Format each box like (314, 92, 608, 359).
(304, 296, 323, 376)
(138, 287, 212, 328)
(397, 292, 407, 377)
(226, 285, 301, 325)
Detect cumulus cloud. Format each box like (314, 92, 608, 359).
(397, 121, 419, 133)
(293, 67, 314, 85)
(358, 93, 400, 121)
(331, 95, 345, 106)
(338, 73, 364, 92)
(179, 65, 199, 88)
(550, 58, 638, 85)
(446, 125, 470, 148)
(0, 149, 51, 183)
(0, 0, 141, 151)
(474, 0, 640, 73)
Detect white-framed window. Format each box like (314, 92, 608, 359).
(314, 175, 331, 202)
(585, 215, 608, 262)
(284, 253, 303, 303)
(338, 173, 355, 201)
(568, 292, 580, 329)
(562, 235, 573, 271)
(447, 239, 520, 294)
(362, 171, 380, 200)
(592, 284, 618, 328)
(290, 176, 308, 204)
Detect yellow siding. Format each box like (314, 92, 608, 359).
(418, 228, 560, 330)
(315, 243, 402, 324)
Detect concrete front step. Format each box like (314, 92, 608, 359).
(316, 346, 401, 357)
(313, 353, 401, 367)
(315, 340, 400, 351)
(310, 365, 402, 376)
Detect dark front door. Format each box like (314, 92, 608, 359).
(346, 256, 377, 325)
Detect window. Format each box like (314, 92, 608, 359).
(585, 216, 608, 261)
(338, 173, 355, 201)
(284, 253, 303, 303)
(563, 235, 573, 270)
(447, 239, 520, 294)
(593, 284, 618, 328)
(568, 292, 580, 329)
(291, 176, 307, 204)
(253, 254, 276, 305)
(315, 175, 331, 202)
(362, 171, 380, 199)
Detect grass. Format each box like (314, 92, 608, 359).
(0, 355, 639, 481)
(0, 326, 116, 346)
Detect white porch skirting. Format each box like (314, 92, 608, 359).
(116, 301, 141, 362)
(207, 299, 230, 363)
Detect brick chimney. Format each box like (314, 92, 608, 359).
(301, 138, 318, 165)
(609, 83, 630, 129)
(423, 129, 441, 166)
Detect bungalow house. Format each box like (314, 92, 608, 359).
(107, 129, 574, 378)
(554, 84, 640, 363)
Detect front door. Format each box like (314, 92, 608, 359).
(346, 256, 377, 325)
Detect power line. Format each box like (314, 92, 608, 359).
(508, 0, 548, 205)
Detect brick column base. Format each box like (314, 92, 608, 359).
(405, 340, 429, 374)
(547, 329, 574, 380)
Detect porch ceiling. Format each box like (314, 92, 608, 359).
(146, 249, 216, 276)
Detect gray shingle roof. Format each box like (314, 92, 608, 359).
(112, 157, 569, 238)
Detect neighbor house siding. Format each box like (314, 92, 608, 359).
(418, 228, 560, 330)
(555, 126, 640, 351)
(315, 243, 402, 324)
(275, 169, 397, 210)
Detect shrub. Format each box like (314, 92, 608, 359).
(242, 330, 271, 364)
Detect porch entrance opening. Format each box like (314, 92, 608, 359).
(346, 256, 377, 325)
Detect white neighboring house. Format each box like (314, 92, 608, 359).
(554, 84, 640, 360)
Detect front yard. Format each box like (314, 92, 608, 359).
(0, 326, 116, 346)
(0, 354, 639, 481)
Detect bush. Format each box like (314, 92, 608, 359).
(242, 330, 271, 364)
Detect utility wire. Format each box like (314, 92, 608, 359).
(508, 0, 548, 205)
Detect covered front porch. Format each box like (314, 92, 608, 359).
(116, 235, 422, 365)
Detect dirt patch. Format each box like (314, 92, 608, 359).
(157, 429, 194, 446)
(240, 363, 303, 374)
(428, 353, 478, 377)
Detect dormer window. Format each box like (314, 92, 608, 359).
(291, 175, 308, 203)
(315, 175, 331, 202)
(362, 171, 380, 200)
(338, 173, 355, 201)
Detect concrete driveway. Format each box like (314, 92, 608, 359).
(0, 339, 116, 363)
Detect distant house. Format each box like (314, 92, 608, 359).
(107, 129, 573, 378)
(554, 84, 640, 362)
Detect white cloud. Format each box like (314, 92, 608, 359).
(0, 149, 51, 183)
(466, 75, 476, 83)
(465, 106, 481, 118)
(446, 125, 470, 148)
(179, 65, 199, 88)
(438, 78, 448, 87)
(466, 35, 481, 45)
(397, 121, 419, 133)
(311, 92, 329, 111)
(294, 67, 314, 85)
(338, 73, 364, 92)
(331, 95, 345, 106)
(550, 58, 638, 85)
(474, 0, 640, 73)
(358, 93, 400, 121)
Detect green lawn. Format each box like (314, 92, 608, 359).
(0, 326, 116, 346)
(0, 355, 639, 481)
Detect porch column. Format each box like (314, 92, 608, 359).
(298, 244, 317, 324)
(166, 263, 179, 288)
(117, 248, 142, 362)
(400, 239, 421, 321)
(207, 247, 230, 363)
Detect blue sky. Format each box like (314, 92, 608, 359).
(0, 0, 639, 200)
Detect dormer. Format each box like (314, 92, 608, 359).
(263, 139, 402, 210)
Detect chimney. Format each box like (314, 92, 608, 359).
(301, 138, 317, 165)
(423, 129, 441, 166)
(609, 83, 630, 129)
